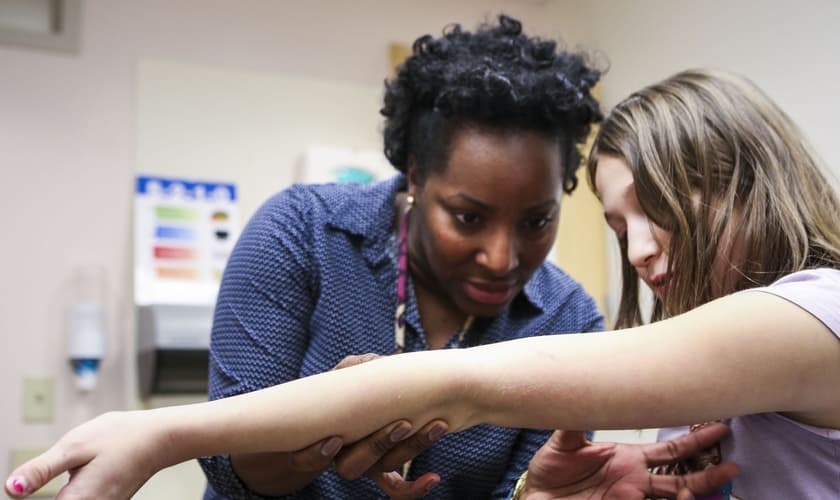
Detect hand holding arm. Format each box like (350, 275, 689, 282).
(229, 353, 446, 497)
(328, 354, 447, 499)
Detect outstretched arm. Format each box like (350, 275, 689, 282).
(7, 291, 840, 498)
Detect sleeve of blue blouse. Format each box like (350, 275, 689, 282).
(198, 185, 319, 499)
(493, 286, 605, 500)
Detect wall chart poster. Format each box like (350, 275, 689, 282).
(134, 175, 240, 306)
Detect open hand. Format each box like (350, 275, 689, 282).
(5, 411, 168, 499)
(520, 425, 738, 499)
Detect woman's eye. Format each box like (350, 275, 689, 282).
(455, 212, 481, 225)
(526, 215, 553, 231)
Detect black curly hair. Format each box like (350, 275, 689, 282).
(381, 14, 603, 194)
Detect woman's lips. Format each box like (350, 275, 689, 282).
(464, 281, 516, 305)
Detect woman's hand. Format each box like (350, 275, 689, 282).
(234, 353, 447, 497)
(5, 411, 171, 499)
(520, 425, 739, 499)
(332, 354, 445, 498)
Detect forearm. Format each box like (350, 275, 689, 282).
(469, 292, 840, 431)
(154, 349, 473, 467)
(148, 293, 839, 468)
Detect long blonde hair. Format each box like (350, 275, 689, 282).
(588, 69, 840, 328)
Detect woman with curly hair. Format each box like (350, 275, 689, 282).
(154, 14, 604, 500)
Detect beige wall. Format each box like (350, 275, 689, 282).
(3, 1, 840, 497)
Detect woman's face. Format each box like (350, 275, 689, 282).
(594, 155, 674, 299)
(408, 127, 562, 317)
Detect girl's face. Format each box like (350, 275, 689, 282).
(595, 155, 747, 301)
(594, 155, 673, 298)
(408, 127, 562, 317)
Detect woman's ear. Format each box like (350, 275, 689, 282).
(407, 164, 419, 198)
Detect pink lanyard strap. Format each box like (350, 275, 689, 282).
(393, 202, 474, 353)
(394, 204, 411, 353)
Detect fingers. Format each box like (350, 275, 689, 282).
(287, 436, 344, 472)
(546, 429, 588, 452)
(643, 422, 729, 466)
(369, 471, 440, 500)
(334, 420, 413, 480)
(333, 353, 381, 370)
(676, 488, 696, 500)
(5, 446, 83, 499)
(649, 462, 739, 498)
(369, 420, 448, 474)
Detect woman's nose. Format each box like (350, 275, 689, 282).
(476, 230, 519, 275)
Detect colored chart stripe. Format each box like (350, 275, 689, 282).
(211, 211, 229, 222)
(155, 226, 196, 240)
(155, 205, 198, 221)
(154, 246, 196, 260)
(156, 267, 199, 280)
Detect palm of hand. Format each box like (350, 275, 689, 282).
(521, 427, 737, 500)
(526, 437, 654, 499)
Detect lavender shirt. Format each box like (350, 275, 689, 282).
(658, 268, 840, 499)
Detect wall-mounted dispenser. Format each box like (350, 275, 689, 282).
(68, 303, 106, 392)
(137, 304, 214, 398)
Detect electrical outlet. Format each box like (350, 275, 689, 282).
(10, 448, 65, 497)
(22, 377, 54, 423)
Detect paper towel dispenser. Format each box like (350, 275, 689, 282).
(137, 304, 214, 398)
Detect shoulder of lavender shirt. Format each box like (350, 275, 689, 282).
(743, 267, 840, 337)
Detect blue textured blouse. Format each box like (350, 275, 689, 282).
(199, 176, 604, 499)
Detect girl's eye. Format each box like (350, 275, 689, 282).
(455, 212, 481, 225)
(616, 231, 627, 245)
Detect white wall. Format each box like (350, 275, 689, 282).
(548, 0, 840, 171)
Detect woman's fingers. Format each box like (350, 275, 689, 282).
(642, 422, 729, 466)
(369, 470, 440, 499)
(334, 420, 414, 480)
(333, 353, 381, 371)
(368, 419, 448, 475)
(648, 462, 739, 498)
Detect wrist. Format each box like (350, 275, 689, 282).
(148, 406, 204, 468)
